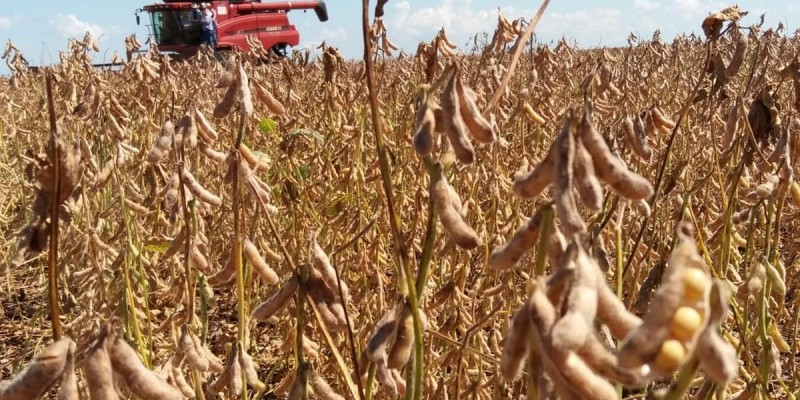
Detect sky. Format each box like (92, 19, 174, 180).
(0, 0, 797, 74)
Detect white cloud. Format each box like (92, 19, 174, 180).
(320, 27, 349, 42)
(537, 8, 624, 46)
(49, 14, 109, 41)
(297, 26, 349, 53)
(670, 0, 725, 20)
(634, 0, 660, 11)
(389, 0, 522, 40)
(394, 1, 411, 13)
(0, 17, 13, 30)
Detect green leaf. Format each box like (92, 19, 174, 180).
(298, 164, 311, 179)
(145, 241, 172, 254)
(258, 117, 277, 134)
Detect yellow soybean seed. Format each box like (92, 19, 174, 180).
(655, 339, 687, 370)
(683, 267, 708, 301)
(669, 306, 703, 341)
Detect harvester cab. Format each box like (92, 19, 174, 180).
(136, 0, 328, 59)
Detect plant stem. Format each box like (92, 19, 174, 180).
(45, 71, 62, 340)
(415, 157, 439, 295)
(233, 112, 249, 399)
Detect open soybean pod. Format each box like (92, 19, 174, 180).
(618, 225, 711, 378)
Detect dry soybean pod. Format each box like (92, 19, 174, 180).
(239, 348, 265, 390)
(499, 302, 532, 382)
(147, 119, 174, 163)
(251, 275, 299, 320)
(243, 237, 280, 284)
(577, 332, 641, 387)
(213, 62, 243, 118)
(178, 327, 201, 371)
(550, 244, 599, 351)
(108, 335, 182, 400)
(310, 234, 348, 300)
(513, 146, 555, 199)
(697, 280, 738, 384)
(579, 105, 653, 200)
(386, 305, 414, 369)
(725, 32, 749, 79)
(596, 281, 642, 340)
(623, 114, 651, 160)
(309, 368, 345, 400)
(430, 170, 481, 249)
(528, 283, 617, 400)
(0, 337, 74, 400)
(169, 365, 195, 399)
(203, 346, 225, 374)
(489, 210, 543, 269)
(573, 135, 603, 212)
(180, 111, 198, 149)
(181, 167, 222, 207)
(651, 105, 676, 132)
(209, 251, 237, 286)
(366, 309, 399, 363)
(82, 334, 119, 400)
(375, 359, 398, 396)
(193, 107, 219, 142)
(455, 73, 496, 143)
(253, 79, 286, 115)
(412, 91, 437, 156)
(56, 344, 78, 400)
(199, 142, 227, 163)
(440, 67, 475, 163)
(552, 112, 586, 236)
(237, 62, 254, 118)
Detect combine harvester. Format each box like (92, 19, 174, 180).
(136, 0, 329, 59)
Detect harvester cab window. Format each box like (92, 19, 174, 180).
(148, 10, 203, 47)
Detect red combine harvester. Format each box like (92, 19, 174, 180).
(136, 0, 328, 58)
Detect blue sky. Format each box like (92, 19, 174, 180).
(0, 0, 796, 74)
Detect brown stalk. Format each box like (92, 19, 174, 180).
(45, 70, 62, 340)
